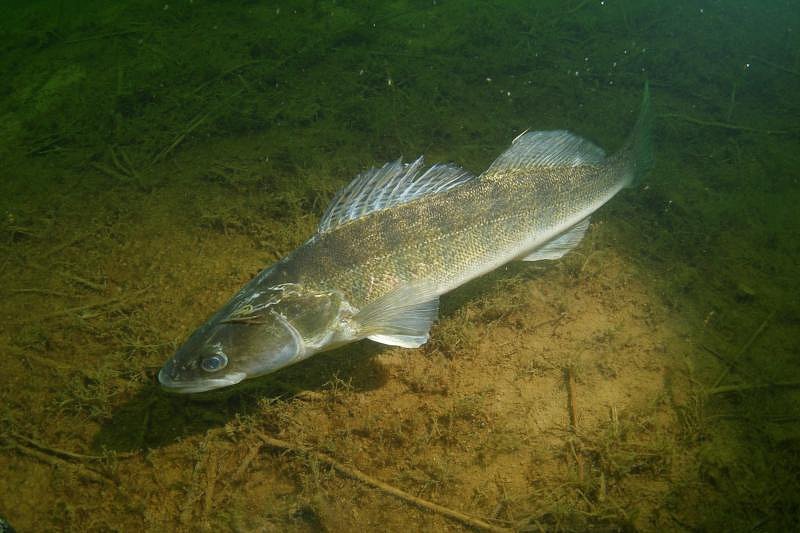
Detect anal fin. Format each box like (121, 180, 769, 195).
(522, 217, 590, 261)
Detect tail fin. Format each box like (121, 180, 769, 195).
(615, 81, 653, 186)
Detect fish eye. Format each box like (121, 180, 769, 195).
(200, 353, 228, 372)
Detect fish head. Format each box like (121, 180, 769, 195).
(158, 284, 351, 393)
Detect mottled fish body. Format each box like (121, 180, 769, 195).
(159, 85, 653, 393)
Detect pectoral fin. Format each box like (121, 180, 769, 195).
(354, 284, 439, 348)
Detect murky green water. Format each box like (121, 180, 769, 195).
(1, 1, 798, 531)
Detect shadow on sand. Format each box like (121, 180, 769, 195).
(93, 341, 388, 453)
(94, 264, 547, 454)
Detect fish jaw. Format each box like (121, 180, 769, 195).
(158, 363, 247, 393)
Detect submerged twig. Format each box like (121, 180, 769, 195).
(660, 113, 790, 135)
(711, 312, 775, 389)
(9, 288, 77, 297)
(152, 88, 244, 165)
(564, 367, 584, 481)
(203, 447, 218, 518)
(111, 146, 143, 185)
(231, 441, 263, 483)
(151, 111, 210, 165)
(23, 260, 105, 291)
(92, 161, 132, 183)
(60, 272, 106, 292)
(63, 29, 142, 45)
(12, 347, 74, 374)
(749, 55, 800, 76)
(256, 432, 511, 532)
(26, 133, 65, 156)
(565, 367, 578, 431)
(564, 0, 592, 16)
(192, 60, 264, 94)
(5, 437, 111, 484)
(10, 431, 105, 462)
(36, 298, 122, 320)
(707, 381, 800, 396)
(529, 312, 567, 333)
(41, 231, 92, 259)
(94, 146, 146, 188)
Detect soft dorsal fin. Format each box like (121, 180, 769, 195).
(482, 130, 606, 181)
(318, 157, 475, 233)
(521, 216, 590, 261)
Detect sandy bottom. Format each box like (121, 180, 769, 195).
(2, 146, 797, 531)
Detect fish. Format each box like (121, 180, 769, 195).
(0, 516, 15, 533)
(158, 84, 653, 393)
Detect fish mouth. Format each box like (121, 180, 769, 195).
(158, 367, 247, 394)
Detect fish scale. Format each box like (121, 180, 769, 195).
(293, 161, 618, 307)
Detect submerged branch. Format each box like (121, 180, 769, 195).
(255, 432, 511, 532)
(660, 113, 790, 135)
(707, 381, 800, 396)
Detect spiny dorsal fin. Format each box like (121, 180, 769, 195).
(318, 157, 474, 233)
(482, 130, 606, 181)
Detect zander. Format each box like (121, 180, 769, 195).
(159, 85, 653, 393)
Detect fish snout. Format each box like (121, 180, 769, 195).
(157, 357, 246, 393)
